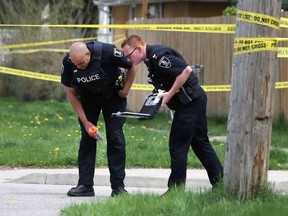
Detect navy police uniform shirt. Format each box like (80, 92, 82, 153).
(144, 44, 204, 110)
(61, 41, 133, 96)
(144, 44, 189, 91)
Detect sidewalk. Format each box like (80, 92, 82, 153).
(1, 167, 288, 216)
(1, 167, 288, 192)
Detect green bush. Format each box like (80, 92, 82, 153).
(223, 5, 237, 16)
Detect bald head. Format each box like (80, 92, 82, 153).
(69, 42, 91, 69)
(70, 42, 88, 57)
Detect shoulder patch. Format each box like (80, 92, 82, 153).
(114, 48, 124, 57)
(158, 56, 171, 68)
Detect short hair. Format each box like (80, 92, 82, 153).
(121, 35, 146, 48)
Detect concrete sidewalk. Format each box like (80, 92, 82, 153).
(1, 167, 288, 216)
(1, 167, 288, 192)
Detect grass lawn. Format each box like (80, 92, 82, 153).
(0, 97, 287, 169)
(60, 186, 288, 216)
(1, 97, 288, 215)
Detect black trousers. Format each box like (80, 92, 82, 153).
(168, 94, 223, 188)
(77, 93, 127, 189)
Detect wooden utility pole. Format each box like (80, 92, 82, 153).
(224, 0, 282, 200)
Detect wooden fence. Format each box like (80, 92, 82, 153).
(123, 14, 288, 120)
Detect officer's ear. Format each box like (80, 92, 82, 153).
(85, 51, 91, 60)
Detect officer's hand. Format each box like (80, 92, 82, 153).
(160, 92, 172, 107)
(84, 122, 95, 136)
(118, 89, 128, 98)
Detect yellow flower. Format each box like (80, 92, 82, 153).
(67, 134, 71, 137)
(57, 114, 63, 120)
(44, 118, 48, 121)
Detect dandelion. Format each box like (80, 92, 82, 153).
(57, 114, 63, 120)
(35, 115, 39, 120)
(67, 134, 71, 137)
(74, 130, 79, 133)
(141, 125, 146, 129)
(219, 143, 225, 147)
(54, 147, 60, 152)
(44, 118, 48, 121)
(277, 163, 282, 167)
(37, 121, 41, 125)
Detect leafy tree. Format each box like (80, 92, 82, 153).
(0, 0, 98, 101)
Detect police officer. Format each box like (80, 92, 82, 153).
(121, 35, 223, 194)
(61, 41, 136, 197)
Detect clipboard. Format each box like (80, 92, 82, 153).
(112, 90, 164, 120)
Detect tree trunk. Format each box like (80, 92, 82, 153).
(224, 0, 282, 200)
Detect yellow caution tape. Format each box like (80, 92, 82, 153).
(0, 24, 236, 34)
(237, 10, 280, 29)
(0, 66, 61, 82)
(0, 37, 96, 49)
(277, 47, 288, 58)
(202, 85, 231, 92)
(280, 17, 288, 28)
(1, 10, 288, 37)
(0, 48, 69, 55)
(130, 84, 153, 91)
(0, 35, 125, 50)
(233, 40, 278, 55)
(233, 37, 288, 56)
(275, 81, 288, 89)
(1, 66, 288, 91)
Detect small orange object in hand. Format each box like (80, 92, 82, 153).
(88, 126, 104, 142)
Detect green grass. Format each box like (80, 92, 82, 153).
(0, 97, 226, 168)
(1, 97, 288, 215)
(0, 97, 287, 170)
(60, 186, 288, 216)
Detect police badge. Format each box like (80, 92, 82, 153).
(158, 56, 171, 68)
